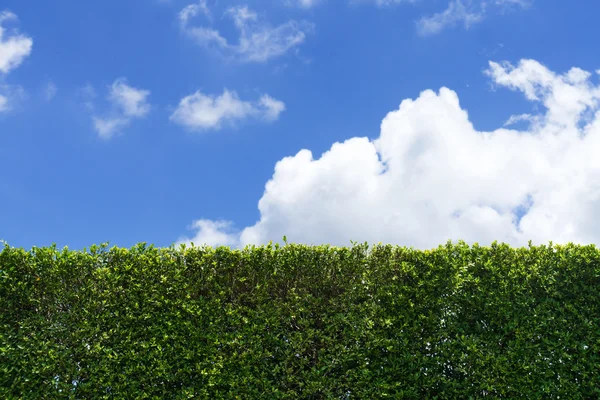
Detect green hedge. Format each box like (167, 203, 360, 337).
(1, 239, 600, 399)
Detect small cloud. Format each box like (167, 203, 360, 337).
(259, 94, 286, 121)
(299, 0, 319, 7)
(180, 2, 314, 63)
(417, 0, 531, 36)
(287, 0, 416, 7)
(287, 0, 321, 8)
(504, 113, 531, 125)
(0, 83, 25, 113)
(93, 117, 129, 139)
(485, 59, 598, 127)
(492, 0, 532, 7)
(179, 0, 211, 25)
(176, 219, 240, 248)
(90, 79, 151, 140)
(346, 0, 417, 6)
(504, 113, 536, 127)
(42, 82, 57, 101)
(108, 79, 151, 118)
(0, 11, 32, 112)
(417, 0, 483, 36)
(0, 11, 32, 74)
(79, 83, 96, 98)
(479, 42, 505, 58)
(170, 88, 285, 131)
(372, 0, 417, 5)
(77, 83, 97, 112)
(286, 0, 417, 7)
(0, 94, 7, 112)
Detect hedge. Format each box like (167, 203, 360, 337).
(1, 239, 600, 399)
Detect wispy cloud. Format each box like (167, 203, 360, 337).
(179, 0, 211, 24)
(292, 0, 415, 8)
(77, 83, 96, 112)
(417, 0, 482, 36)
(170, 89, 285, 131)
(179, 2, 314, 62)
(288, 0, 321, 8)
(0, 94, 7, 112)
(90, 79, 151, 139)
(417, 0, 532, 36)
(370, 0, 418, 5)
(287, 0, 530, 36)
(42, 82, 57, 101)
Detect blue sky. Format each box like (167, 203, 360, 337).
(2, 0, 600, 251)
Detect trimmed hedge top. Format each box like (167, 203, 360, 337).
(1, 239, 600, 399)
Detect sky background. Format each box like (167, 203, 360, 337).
(2, 0, 600, 251)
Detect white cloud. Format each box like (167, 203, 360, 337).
(42, 82, 57, 101)
(417, 0, 482, 36)
(289, 0, 531, 13)
(287, 0, 411, 7)
(178, 220, 240, 248)
(492, 0, 532, 6)
(179, 0, 211, 24)
(258, 94, 286, 121)
(91, 79, 151, 139)
(0, 11, 32, 74)
(0, 11, 32, 113)
(108, 79, 151, 118)
(417, 0, 531, 35)
(0, 83, 25, 112)
(180, 3, 314, 62)
(170, 89, 285, 131)
(299, 0, 319, 7)
(288, 0, 529, 33)
(372, 0, 418, 5)
(93, 117, 129, 139)
(503, 113, 537, 127)
(292, 0, 321, 8)
(288, 0, 416, 8)
(0, 94, 7, 111)
(177, 59, 600, 251)
(77, 83, 97, 112)
(486, 60, 599, 127)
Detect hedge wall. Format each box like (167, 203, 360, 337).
(1, 240, 600, 399)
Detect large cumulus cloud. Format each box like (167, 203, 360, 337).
(177, 59, 600, 250)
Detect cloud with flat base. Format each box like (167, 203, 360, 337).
(177, 58, 600, 251)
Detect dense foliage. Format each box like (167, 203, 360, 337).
(1, 239, 599, 399)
